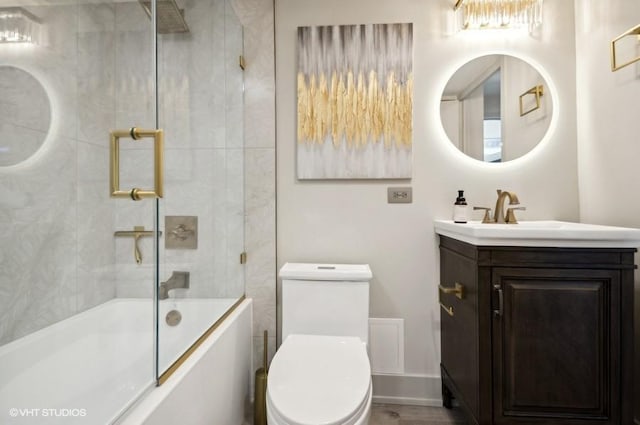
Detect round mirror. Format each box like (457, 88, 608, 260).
(440, 54, 552, 163)
(0, 66, 51, 166)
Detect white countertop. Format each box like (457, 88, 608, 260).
(434, 220, 640, 248)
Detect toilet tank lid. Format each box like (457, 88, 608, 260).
(280, 263, 372, 281)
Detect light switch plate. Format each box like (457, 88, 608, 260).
(388, 187, 412, 204)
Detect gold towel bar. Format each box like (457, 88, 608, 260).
(611, 24, 640, 72)
(440, 303, 454, 317)
(438, 282, 465, 317)
(519, 85, 544, 117)
(439, 282, 465, 299)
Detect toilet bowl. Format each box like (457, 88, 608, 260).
(267, 263, 373, 425)
(266, 334, 372, 425)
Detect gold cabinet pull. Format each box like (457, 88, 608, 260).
(438, 282, 465, 317)
(110, 127, 164, 201)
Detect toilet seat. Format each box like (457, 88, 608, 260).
(266, 334, 372, 425)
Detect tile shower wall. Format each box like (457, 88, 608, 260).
(0, 3, 117, 345)
(115, 0, 246, 300)
(0, 0, 277, 361)
(113, 0, 277, 373)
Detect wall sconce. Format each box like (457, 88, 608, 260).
(0, 7, 42, 44)
(453, 0, 543, 31)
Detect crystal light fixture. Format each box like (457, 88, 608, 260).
(454, 0, 543, 31)
(0, 7, 42, 44)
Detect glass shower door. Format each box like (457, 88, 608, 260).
(94, 0, 161, 421)
(0, 1, 159, 424)
(0, 0, 246, 422)
(154, 0, 246, 381)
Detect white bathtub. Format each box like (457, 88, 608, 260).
(0, 298, 252, 425)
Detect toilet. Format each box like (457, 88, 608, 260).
(266, 263, 373, 425)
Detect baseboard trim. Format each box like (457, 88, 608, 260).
(372, 373, 442, 407)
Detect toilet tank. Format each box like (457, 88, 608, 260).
(280, 263, 371, 343)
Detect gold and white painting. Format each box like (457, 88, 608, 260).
(296, 23, 413, 179)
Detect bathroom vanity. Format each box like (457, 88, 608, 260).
(434, 220, 640, 425)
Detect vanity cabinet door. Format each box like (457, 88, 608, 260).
(491, 267, 620, 425)
(440, 248, 480, 421)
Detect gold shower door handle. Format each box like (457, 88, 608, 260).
(110, 128, 164, 200)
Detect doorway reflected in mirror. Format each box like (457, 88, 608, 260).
(440, 54, 552, 163)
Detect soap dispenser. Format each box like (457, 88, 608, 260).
(453, 190, 468, 223)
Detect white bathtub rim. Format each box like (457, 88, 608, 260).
(115, 298, 253, 425)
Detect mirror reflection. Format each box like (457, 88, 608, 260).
(440, 54, 552, 163)
(0, 66, 51, 166)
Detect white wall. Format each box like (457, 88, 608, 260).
(575, 1, 640, 226)
(276, 0, 579, 404)
(574, 0, 640, 419)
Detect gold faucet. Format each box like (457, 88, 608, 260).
(494, 190, 520, 223)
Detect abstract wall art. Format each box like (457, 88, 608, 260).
(296, 23, 413, 179)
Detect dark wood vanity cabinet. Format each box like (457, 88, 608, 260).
(438, 236, 636, 425)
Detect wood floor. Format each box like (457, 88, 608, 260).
(370, 403, 468, 425)
(245, 402, 468, 424)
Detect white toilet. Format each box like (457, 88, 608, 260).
(266, 263, 373, 425)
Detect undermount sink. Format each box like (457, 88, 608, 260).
(434, 220, 640, 248)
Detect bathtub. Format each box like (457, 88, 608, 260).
(0, 298, 252, 425)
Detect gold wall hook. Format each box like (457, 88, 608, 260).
(110, 127, 164, 201)
(114, 226, 162, 264)
(519, 85, 544, 117)
(611, 24, 640, 72)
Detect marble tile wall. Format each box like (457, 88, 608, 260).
(0, 67, 52, 166)
(0, 3, 117, 345)
(0, 0, 277, 363)
(114, 0, 247, 301)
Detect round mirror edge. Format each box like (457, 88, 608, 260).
(436, 50, 559, 168)
(0, 63, 55, 172)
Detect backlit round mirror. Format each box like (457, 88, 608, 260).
(0, 66, 51, 166)
(440, 54, 552, 163)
